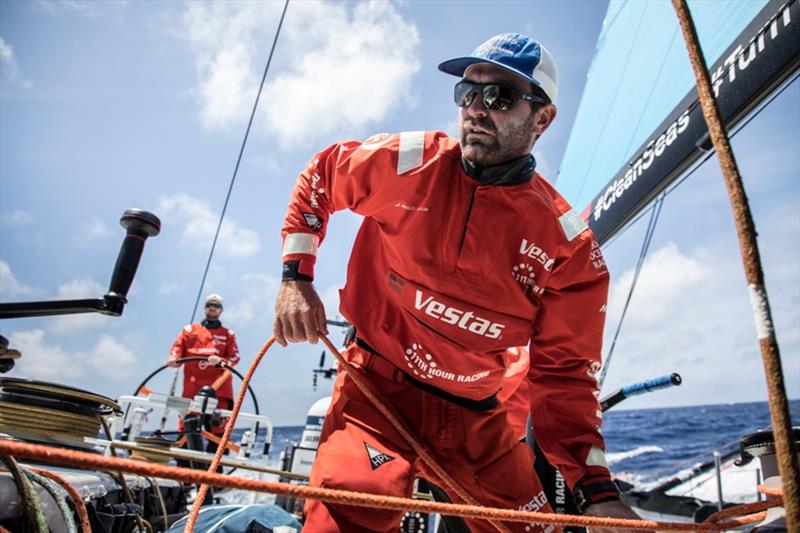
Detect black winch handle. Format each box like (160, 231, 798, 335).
(600, 373, 682, 412)
(103, 209, 161, 314)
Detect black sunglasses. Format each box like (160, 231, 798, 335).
(205, 303, 222, 309)
(454, 80, 548, 111)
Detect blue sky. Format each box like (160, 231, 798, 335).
(0, 0, 797, 427)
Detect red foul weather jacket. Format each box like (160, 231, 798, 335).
(169, 323, 240, 401)
(281, 131, 612, 491)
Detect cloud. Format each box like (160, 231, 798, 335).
(216, 273, 281, 326)
(34, 0, 127, 18)
(0, 260, 41, 299)
(606, 242, 710, 327)
(84, 334, 138, 381)
(0, 37, 32, 89)
(600, 239, 798, 404)
(1, 210, 34, 227)
(9, 329, 84, 381)
(81, 217, 113, 241)
(182, 1, 420, 148)
(51, 278, 109, 332)
(158, 194, 260, 257)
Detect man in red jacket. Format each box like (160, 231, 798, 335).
(273, 33, 644, 532)
(167, 293, 240, 444)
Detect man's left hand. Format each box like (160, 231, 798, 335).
(207, 355, 223, 366)
(582, 500, 653, 533)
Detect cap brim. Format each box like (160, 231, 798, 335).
(438, 56, 539, 89)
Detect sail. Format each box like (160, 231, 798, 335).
(556, 0, 800, 245)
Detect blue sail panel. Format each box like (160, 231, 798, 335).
(557, 0, 769, 221)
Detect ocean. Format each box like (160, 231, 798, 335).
(253, 399, 799, 491)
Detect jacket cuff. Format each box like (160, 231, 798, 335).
(573, 474, 621, 513)
(282, 259, 314, 282)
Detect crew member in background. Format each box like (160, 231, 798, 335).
(167, 293, 240, 451)
(274, 33, 646, 532)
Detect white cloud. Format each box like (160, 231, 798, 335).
(34, 0, 127, 18)
(84, 334, 137, 381)
(606, 242, 711, 327)
(218, 273, 281, 326)
(9, 329, 84, 381)
(600, 239, 798, 405)
(82, 217, 113, 241)
(1, 210, 34, 227)
(182, 1, 420, 148)
(51, 278, 108, 332)
(0, 260, 41, 298)
(158, 194, 260, 257)
(0, 37, 32, 89)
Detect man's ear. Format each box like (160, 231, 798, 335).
(532, 104, 557, 138)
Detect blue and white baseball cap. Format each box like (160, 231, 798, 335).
(438, 33, 559, 104)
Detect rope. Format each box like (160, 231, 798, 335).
(184, 337, 275, 531)
(0, 453, 48, 532)
(100, 417, 154, 533)
(24, 468, 79, 533)
(201, 430, 240, 453)
(144, 476, 170, 531)
(0, 438, 745, 532)
(32, 467, 92, 533)
(758, 484, 784, 497)
(319, 335, 512, 532)
(598, 193, 664, 387)
(672, 1, 800, 529)
(184, 334, 512, 532)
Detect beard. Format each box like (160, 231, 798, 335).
(459, 111, 536, 166)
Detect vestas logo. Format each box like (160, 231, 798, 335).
(414, 290, 505, 339)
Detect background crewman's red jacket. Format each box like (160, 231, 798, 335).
(169, 323, 240, 401)
(281, 131, 612, 491)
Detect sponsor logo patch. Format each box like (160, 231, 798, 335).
(519, 240, 555, 271)
(512, 262, 545, 296)
(364, 442, 395, 470)
(403, 343, 490, 383)
(590, 240, 607, 272)
(302, 212, 322, 231)
(413, 290, 505, 339)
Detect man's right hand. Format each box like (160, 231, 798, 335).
(165, 357, 180, 368)
(273, 280, 328, 347)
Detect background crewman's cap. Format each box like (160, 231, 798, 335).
(438, 33, 559, 104)
(205, 294, 224, 307)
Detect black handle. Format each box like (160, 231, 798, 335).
(104, 209, 161, 313)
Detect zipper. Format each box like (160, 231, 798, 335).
(456, 187, 478, 258)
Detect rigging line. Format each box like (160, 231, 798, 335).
(188, 0, 291, 324)
(600, 68, 800, 252)
(598, 193, 664, 389)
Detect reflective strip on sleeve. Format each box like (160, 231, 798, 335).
(397, 131, 425, 175)
(559, 209, 589, 241)
(282, 233, 319, 257)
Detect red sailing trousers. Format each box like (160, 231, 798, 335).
(303, 344, 559, 533)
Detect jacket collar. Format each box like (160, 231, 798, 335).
(201, 319, 222, 329)
(461, 153, 536, 186)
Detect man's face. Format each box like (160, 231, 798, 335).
(458, 63, 553, 166)
(204, 302, 222, 321)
